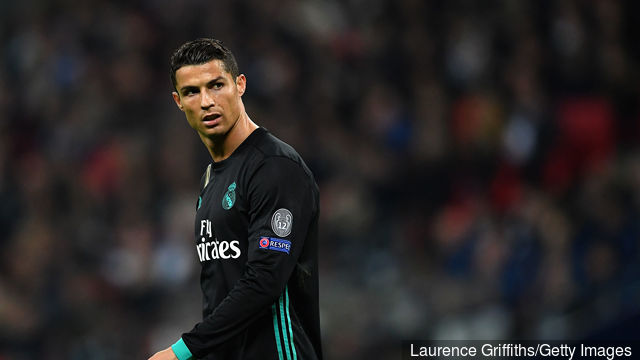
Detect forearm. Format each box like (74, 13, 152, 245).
(181, 262, 293, 358)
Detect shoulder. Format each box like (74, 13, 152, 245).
(248, 128, 302, 163)
(246, 128, 316, 185)
(245, 128, 317, 187)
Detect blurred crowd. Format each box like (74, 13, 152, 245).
(1, 0, 640, 359)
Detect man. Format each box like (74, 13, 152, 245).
(149, 38, 322, 360)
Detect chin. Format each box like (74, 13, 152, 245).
(203, 127, 228, 138)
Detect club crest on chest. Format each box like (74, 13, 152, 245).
(222, 182, 237, 210)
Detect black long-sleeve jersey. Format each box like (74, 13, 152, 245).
(172, 128, 322, 360)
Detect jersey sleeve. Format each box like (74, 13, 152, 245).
(180, 157, 318, 358)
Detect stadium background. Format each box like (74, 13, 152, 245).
(1, 0, 640, 358)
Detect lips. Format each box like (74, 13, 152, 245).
(202, 113, 222, 126)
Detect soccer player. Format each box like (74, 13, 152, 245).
(148, 38, 322, 360)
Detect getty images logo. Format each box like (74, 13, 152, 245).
(197, 219, 241, 262)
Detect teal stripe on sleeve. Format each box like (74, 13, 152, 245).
(272, 303, 285, 360)
(279, 292, 292, 360)
(285, 286, 297, 360)
(171, 338, 193, 360)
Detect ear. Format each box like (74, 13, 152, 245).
(172, 91, 184, 112)
(236, 74, 246, 96)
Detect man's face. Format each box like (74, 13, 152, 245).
(172, 59, 246, 140)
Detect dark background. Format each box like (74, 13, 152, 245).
(1, 0, 639, 359)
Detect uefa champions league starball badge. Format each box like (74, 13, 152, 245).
(271, 208, 293, 237)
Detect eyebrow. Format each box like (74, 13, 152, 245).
(207, 76, 224, 84)
(179, 76, 225, 93)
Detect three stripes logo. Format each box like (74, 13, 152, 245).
(272, 286, 297, 360)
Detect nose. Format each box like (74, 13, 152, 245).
(201, 89, 215, 109)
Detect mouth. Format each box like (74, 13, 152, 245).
(202, 113, 222, 127)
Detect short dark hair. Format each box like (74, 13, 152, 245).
(169, 38, 239, 90)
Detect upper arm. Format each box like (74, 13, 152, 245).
(245, 157, 317, 266)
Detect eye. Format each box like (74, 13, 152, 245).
(212, 82, 223, 89)
(183, 88, 198, 97)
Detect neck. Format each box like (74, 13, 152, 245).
(202, 110, 258, 162)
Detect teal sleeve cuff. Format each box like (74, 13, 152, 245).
(171, 338, 193, 360)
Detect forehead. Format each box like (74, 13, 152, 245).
(174, 59, 232, 87)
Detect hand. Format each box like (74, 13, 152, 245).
(148, 347, 178, 360)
